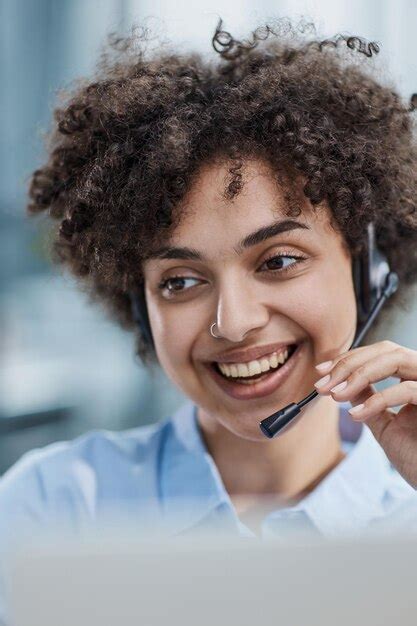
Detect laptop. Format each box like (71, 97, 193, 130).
(7, 531, 417, 626)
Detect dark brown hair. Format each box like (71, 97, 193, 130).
(27, 19, 417, 364)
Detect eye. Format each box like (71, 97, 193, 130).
(157, 252, 307, 298)
(158, 276, 201, 296)
(259, 253, 306, 274)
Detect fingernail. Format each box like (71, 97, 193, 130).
(315, 361, 333, 372)
(330, 380, 348, 393)
(348, 403, 365, 415)
(314, 374, 331, 388)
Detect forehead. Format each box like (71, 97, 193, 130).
(169, 158, 335, 249)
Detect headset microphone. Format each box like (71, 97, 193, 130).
(259, 224, 399, 439)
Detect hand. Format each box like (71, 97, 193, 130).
(313, 340, 417, 489)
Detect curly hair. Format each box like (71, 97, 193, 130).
(27, 18, 417, 365)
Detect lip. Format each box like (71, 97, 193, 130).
(205, 342, 304, 401)
(209, 341, 298, 365)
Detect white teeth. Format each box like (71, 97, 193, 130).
(260, 358, 270, 372)
(248, 360, 262, 376)
(217, 348, 291, 379)
(230, 364, 239, 378)
(270, 353, 278, 368)
(237, 363, 249, 377)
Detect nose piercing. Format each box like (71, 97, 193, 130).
(210, 322, 222, 339)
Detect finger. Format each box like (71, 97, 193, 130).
(347, 382, 377, 409)
(315, 340, 398, 374)
(340, 382, 393, 444)
(323, 351, 417, 402)
(349, 380, 417, 418)
(348, 381, 417, 446)
(348, 381, 417, 438)
(314, 345, 417, 395)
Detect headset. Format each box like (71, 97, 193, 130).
(353, 222, 393, 326)
(130, 280, 154, 350)
(129, 222, 399, 438)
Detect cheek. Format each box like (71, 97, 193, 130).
(146, 299, 201, 371)
(278, 266, 357, 357)
(305, 299, 355, 356)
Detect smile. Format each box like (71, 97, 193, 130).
(215, 347, 292, 381)
(207, 343, 302, 401)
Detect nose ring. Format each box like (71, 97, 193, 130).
(210, 322, 222, 339)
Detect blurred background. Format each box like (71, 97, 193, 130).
(1, 0, 416, 474)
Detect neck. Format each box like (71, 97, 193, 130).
(197, 396, 345, 508)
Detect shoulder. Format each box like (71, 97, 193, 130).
(371, 464, 417, 534)
(0, 415, 174, 536)
(337, 406, 417, 535)
(358, 430, 417, 534)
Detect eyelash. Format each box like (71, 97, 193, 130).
(157, 253, 307, 296)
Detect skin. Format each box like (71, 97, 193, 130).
(142, 157, 417, 530)
(314, 342, 417, 489)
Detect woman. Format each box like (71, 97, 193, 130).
(1, 20, 417, 547)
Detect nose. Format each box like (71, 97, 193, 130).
(214, 279, 270, 343)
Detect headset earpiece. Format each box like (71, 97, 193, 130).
(130, 281, 154, 349)
(353, 222, 390, 324)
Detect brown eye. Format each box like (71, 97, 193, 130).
(167, 278, 186, 291)
(260, 254, 305, 273)
(158, 276, 201, 294)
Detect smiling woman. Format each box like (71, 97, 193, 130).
(0, 19, 417, 589)
(142, 159, 356, 442)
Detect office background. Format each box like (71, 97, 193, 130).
(1, 0, 416, 473)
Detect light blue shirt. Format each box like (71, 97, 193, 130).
(0, 400, 416, 543)
(0, 401, 416, 624)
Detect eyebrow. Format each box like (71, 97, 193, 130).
(147, 219, 310, 261)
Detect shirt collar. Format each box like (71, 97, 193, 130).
(160, 401, 392, 538)
(159, 401, 230, 535)
(271, 418, 390, 537)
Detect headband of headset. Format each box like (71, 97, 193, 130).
(130, 222, 392, 348)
